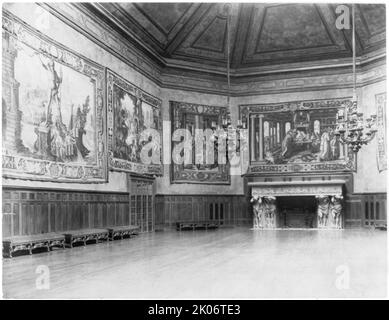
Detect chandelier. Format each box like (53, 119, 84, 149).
(334, 4, 377, 153)
(209, 3, 247, 160)
(211, 3, 245, 135)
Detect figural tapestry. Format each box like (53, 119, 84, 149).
(170, 101, 230, 184)
(240, 98, 356, 174)
(107, 70, 162, 175)
(2, 11, 107, 183)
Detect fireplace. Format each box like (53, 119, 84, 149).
(247, 175, 349, 229)
(277, 196, 317, 228)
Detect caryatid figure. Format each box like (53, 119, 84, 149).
(250, 195, 264, 229)
(316, 195, 330, 227)
(330, 195, 343, 229)
(264, 196, 277, 228)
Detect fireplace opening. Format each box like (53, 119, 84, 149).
(277, 196, 317, 228)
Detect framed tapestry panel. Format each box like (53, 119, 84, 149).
(107, 70, 162, 175)
(2, 11, 107, 183)
(239, 98, 356, 174)
(170, 101, 230, 184)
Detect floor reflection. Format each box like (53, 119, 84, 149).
(2, 227, 387, 299)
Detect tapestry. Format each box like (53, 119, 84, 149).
(239, 98, 356, 174)
(376, 92, 387, 172)
(170, 101, 230, 184)
(107, 70, 162, 175)
(2, 11, 107, 183)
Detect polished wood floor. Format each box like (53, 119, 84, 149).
(2, 227, 387, 299)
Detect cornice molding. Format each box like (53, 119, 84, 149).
(39, 3, 163, 86)
(161, 61, 386, 96)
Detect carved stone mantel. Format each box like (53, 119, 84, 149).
(248, 178, 347, 229)
(249, 180, 344, 197)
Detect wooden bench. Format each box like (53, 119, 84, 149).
(3, 233, 65, 258)
(107, 225, 140, 240)
(63, 228, 109, 248)
(176, 221, 220, 231)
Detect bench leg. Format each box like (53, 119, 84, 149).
(3, 243, 12, 258)
(66, 238, 74, 248)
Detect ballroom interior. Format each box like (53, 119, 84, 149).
(1, 2, 387, 299)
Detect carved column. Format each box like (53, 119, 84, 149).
(250, 115, 256, 161)
(2, 32, 21, 153)
(258, 115, 264, 161)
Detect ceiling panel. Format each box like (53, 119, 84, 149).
(256, 4, 334, 53)
(82, 2, 386, 70)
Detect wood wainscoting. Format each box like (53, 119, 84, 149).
(3, 187, 385, 236)
(344, 193, 387, 228)
(155, 194, 249, 230)
(2, 187, 130, 238)
(155, 193, 386, 230)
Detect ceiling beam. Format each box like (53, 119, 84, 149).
(164, 3, 214, 57)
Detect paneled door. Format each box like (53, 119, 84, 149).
(128, 175, 156, 232)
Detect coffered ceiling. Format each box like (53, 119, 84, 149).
(82, 2, 385, 72)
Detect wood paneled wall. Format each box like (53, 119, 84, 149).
(2, 188, 386, 236)
(344, 193, 387, 228)
(156, 193, 386, 230)
(2, 188, 130, 237)
(155, 194, 250, 229)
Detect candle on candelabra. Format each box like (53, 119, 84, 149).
(357, 119, 364, 130)
(370, 116, 378, 133)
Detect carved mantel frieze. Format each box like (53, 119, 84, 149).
(249, 180, 344, 197)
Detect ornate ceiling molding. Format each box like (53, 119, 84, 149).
(39, 3, 385, 96)
(40, 3, 163, 85)
(161, 61, 386, 96)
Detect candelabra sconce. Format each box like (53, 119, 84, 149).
(335, 100, 378, 153)
(210, 113, 230, 143)
(209, 114, 246, 160)
(237, 119, 246, 130)
(210, 114, 246, 136)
